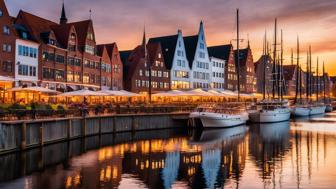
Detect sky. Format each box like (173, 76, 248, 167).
(5, 0, 336, 75)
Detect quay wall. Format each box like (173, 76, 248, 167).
(0, 113, 188, 155)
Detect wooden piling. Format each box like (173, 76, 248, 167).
(39, 124, 43, 146)
(67, 119, 72, 139)
(21, 122, 27, 150)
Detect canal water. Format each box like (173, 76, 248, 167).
(1, 113, 336, 189)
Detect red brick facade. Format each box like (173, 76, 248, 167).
(0, 0, 16, 78)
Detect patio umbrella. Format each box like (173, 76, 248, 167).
(8, 86, 60, 94)
(99, 89, 141, 97)
(57, 89, 108, 97)
(187, 89, 212, 96)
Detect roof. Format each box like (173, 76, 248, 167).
(104, 43, 117, 58)
(183, 35, 199, 68)
(254, 55, 273, 70)
(50, 24, 73, 48)
(17, 11, 58, 42)
(119, 50, 132, 65)
(69, 20, 92, 47)
(234, 48, 249, 67)
(207, 44, 232, 61)
(148, 34, 178, 69)
(282, 65, 297, 81)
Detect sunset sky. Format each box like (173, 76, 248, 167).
(6, 0, 336, 75)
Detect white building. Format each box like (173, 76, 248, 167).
(209, 57, 225, 90)
(184, 21, 212, 89)
(15, 39, 39, 86)
(149, 30, 191, 89)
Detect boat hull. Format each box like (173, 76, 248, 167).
(310, 105, 326, 115)
(249, 108, 291, 123)
(196, 112, 248, 128)
(325, 105, 333, 112)
(291, 107, 310, 117)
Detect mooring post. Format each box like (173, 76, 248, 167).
(113, 116, 116, 134)
(82, 118, 87, 137)
(67, 119, 72, 139)
(99, 117, 102, 135)
(131, 116, 136, 133)
(39, 123, 43, 146)
(21, 122, 27, 150)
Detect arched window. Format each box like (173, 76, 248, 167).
(70, 33, 76, 41)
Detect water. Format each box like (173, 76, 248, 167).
(1, 114, 336, 189)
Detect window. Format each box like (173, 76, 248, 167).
(18, 45, 37, 58)
(67, 71, 74, 82)
(85, 45, 95, 55)
(22, 32, 28, 39)
(199, 52, 205, 58)
(43, 68, 54, 79)
(177, 60, 182, 66)
(55, 70, 65, 80)
(68, 57, 75, 65)
(55, 55, 65, 64)
(2, 61, 12, 72)
(158, 53, 162, 58)
(75, 58, 81, 66)
(83, 73, 89, 83)
(87, 32, 94, 40)
(18, 65, 29, 76)
(200, 43, 205, 49)
(139, 69, 143, 76)
(3, 26, 10, 35)
(49, 39, 56, 45)
(0, 10, 3, 17)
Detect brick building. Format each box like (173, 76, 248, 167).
(121, 38, 170, 93)
(254, 55, 273, 95)
(11, 2, 123, 91)
(234, 44, 256, 93)
(0, 0, 16, 79)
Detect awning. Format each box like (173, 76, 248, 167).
(0, 76, 15, 82)
(99, 90, 142, 97)
(7, 86, 60, 94)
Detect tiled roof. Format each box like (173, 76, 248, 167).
(207, 44, 232, 61)
(50, 24, 73, 48)
(234, 48, 249, 67)
(17, 10, 57, 42)
(148, 34, 178, 70)
(282, 65, 297, 81)
(69, 20, 92, 47)
(183, 35, 198, 68)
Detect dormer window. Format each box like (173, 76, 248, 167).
(0, 10, 3, 17)
(87, 32, 94, 41)
(22, 32, 28, 39)
(70, 33, 76, 41)
(3, 26, 10, 35)
(49, 39, 56, 46)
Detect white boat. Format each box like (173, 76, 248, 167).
(189, 103, 249, 128)
(291, 105, 310, 117)
(309, 104, 326, 115)
(248, 100, 291, 123)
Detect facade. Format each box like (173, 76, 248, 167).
(254, 55, 273, 94)
(148, 30, 191, 90)
(282, 65, 305, 96)
(14, 39, 39, 86)
(0, 0, 16, 78)
(10, 2, 123, 91)
(184, 22, 212, 89)
(208, 45, 232, 91)
(234, 45, 256, 93)
(122, 41, 170, 93)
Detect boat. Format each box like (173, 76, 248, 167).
(189, 103, 249, 128)
(189, 9, 249, 128)
(248, 19, 291, 123)
(291, 36, 311, 117)
(325, 104, 333, 112)
(309, 104, 326, 115)
(249, 100, 291, 123)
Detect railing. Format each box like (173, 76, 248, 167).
(0, 104, 196, 121)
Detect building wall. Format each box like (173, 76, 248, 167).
(110, 45, 123, 90)
(170, 31, 190, 89)
(242, 48, 255, 93)
(225, 48, 237, 90)
(0, 0, 16, 78)
(254, 56, 273, 94)
(210, 57, 225, 90)
(15, 39, 39, 85)
(190, 24, 212, 89)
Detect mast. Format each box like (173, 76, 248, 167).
(295, 36, 299, 104)
(272, 18, 277, 99)
(306, 51, 309, 101)
(291, 49, 294, 65)
(309, 45, 312, 100)
(236, 9, 241, 102)
(323, 62, 326, 103)
(263, 31, 267, 100)
(143, 26, 151, 103)
(316, 57, 319, 102)
(280, 30, 284, 100)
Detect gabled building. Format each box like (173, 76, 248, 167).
(148, 30, 190, 90)
(254, 55, 273, 94)
(122, 35, 170, 93)
(97, 43, 123, 90)
(0, 0, 16, 79)
(207, 44, 233, 91)
(282, 65, 305, 96)
(184, 21, 212, 89)
(11, 2, 122, 91)
(234, 44, 256, 93)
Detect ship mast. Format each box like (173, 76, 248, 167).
(272, 18, 278, 99)
(295, 36, 299, 104)
(262, 31, 267, 100)
(236, 9, 241, 102)
(316, 57, 319, 102)
(280, 30, 284, 101)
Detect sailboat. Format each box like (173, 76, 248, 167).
(309, 55, 326, 115)
(291, 37, 310, 117)
(248, 19, 291, 123)
(323, 62, 333, 112)
(189, 9, 248, 128)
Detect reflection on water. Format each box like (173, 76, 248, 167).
(1, 115, 336, 189)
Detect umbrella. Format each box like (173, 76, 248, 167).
(187, 89, 212, 96)
(153, 90, 190, 97)
(57, 89, 108, 97)
(99, 89, 141, 97)
(8, 86, 60, 94)
(207, 90, 226, 97)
